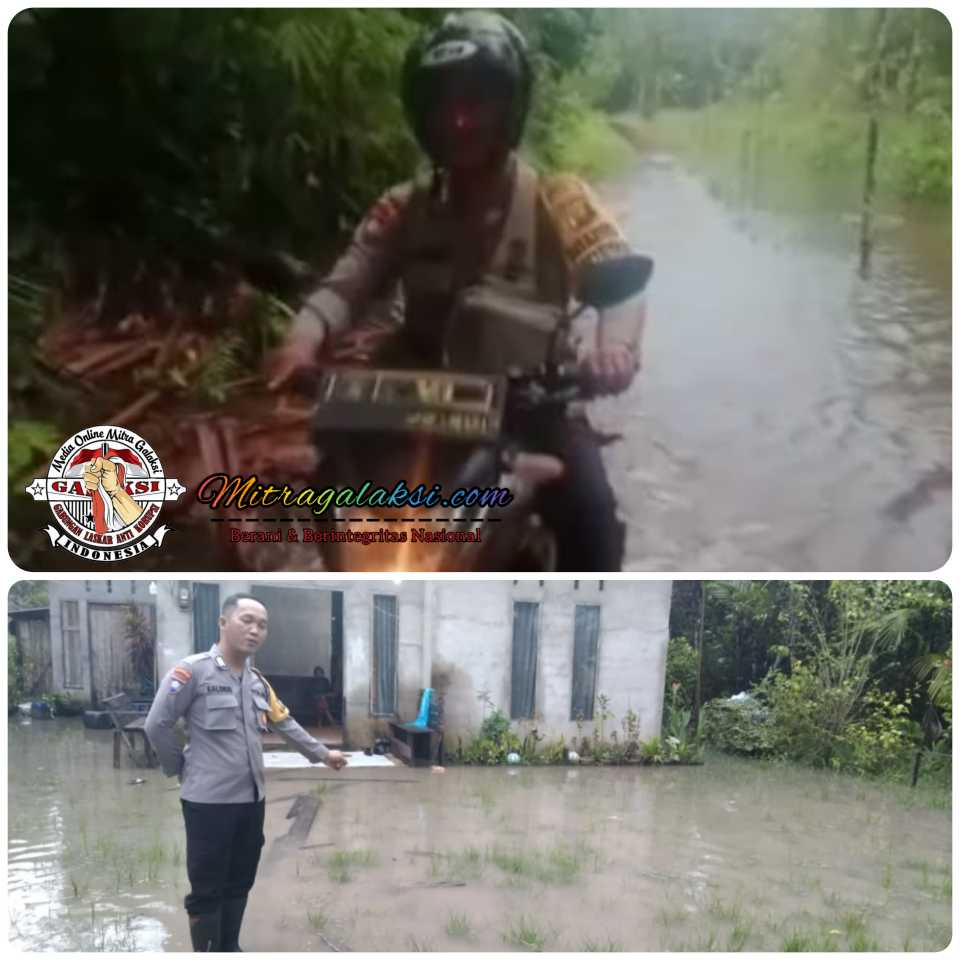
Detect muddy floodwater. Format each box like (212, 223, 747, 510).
(595, 153, 950, 572)
(8, 718, 951, 951)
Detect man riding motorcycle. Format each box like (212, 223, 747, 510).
(267, 12, 648, 571)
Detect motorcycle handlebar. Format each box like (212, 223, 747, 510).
(505, 363, 590, 407)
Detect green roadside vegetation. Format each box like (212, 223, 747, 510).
(667, 581, 951, 808)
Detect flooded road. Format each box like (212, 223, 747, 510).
(8, 718, 951, 951)
(16, 146, 949, 575)
(596, 153, 950, 571)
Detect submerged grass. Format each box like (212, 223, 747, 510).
(327, 848, 377, 884)
(582, 938, 623, 951)
(782, 930, 834, 951)
(777, 913, 888, 953)
(656, 906, 690, 928)
(431, 846, 484, 884)
(503, 916, 549, 951)
(707, 896, 744, 923)
(727, 920, 753, 951)
(487, 842, 592, 885)
(333, 849, 377, 867)
(445, 912, 471, 939)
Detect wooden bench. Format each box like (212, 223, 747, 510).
(388, 690, 444, 767)
(112, 716, 158, 769)
(102, 692, 157, 769)
(388, 721, 441, 766)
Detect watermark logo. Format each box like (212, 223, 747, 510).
(25, 425, 184, 561)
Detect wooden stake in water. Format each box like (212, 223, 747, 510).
(751, 130, 762, 212)
(739, 129, 752, 209)
(859, 115, 879, 277)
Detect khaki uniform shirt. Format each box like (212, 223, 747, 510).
(145, 644, 331, 803)
(293, 155, 645, 366)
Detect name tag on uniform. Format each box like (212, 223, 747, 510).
(204, 684, 233, 694)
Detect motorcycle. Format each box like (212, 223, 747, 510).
(310, 251, 653, 572)
(167, 230, 652, 572)
(311, 358, 588, 571)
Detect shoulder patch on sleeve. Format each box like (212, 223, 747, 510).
(172, 666, 193, 684)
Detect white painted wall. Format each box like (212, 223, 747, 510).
(432, 581, 672, 744)
(340, 580, 428, 745)
(154, 581, 195, 680)
(115, 578, 673, 750)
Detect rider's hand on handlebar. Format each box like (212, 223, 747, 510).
(579, 345, 638, 396)
(265, 325, 326, 391)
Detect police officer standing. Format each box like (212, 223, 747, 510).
(145, 593, 347, 952)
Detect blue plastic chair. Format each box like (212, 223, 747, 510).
(410, 688, 433, 729)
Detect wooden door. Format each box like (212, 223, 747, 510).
(87, 603, 149, 705)
(16, 617, 52, 695)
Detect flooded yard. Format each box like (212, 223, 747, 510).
(8, 718, 951, 951)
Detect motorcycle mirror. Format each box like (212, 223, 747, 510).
(577, 253, 654, 310)
(540, 173, 655, 310)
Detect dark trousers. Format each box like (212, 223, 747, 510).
(536, 417, 625, 572)
(181, 800, 265, 916)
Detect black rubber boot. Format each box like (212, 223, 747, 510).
(188, 911, 221, 952)
(220, 896, 248, 952)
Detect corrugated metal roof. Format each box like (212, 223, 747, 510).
(8, 607, 49, 618)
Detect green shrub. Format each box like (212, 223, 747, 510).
(702, 696, 773, 756)
(709, 662, 922, 777)
(834, 688, 915, 776)
(462, 709, 522, 765)
(759, 662, 847, 766)
(44, 694, 85, 717)
(639, 736, 663, 763)
(538, 737, 569, 764)
(664, 636, 698, 717)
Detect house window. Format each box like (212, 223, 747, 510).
(192, 583, 220, 654)
(571, 604, 601, 721)
(61, 600, 82, 688)
(371, 595, 398, 717)
(510, 601, 539, 720)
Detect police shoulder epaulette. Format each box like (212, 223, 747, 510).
(182, 651, 212, 664)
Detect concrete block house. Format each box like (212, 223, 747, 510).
(150, 579, 672, 748)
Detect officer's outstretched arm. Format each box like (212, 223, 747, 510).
(144, 662, 197, 777)
(254, 671, 333, 764)
(275, 714, 335, 764)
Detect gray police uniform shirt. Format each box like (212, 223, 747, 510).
(145, 645, 331, 803)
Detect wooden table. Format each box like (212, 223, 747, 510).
(112, 715, 158, 769)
